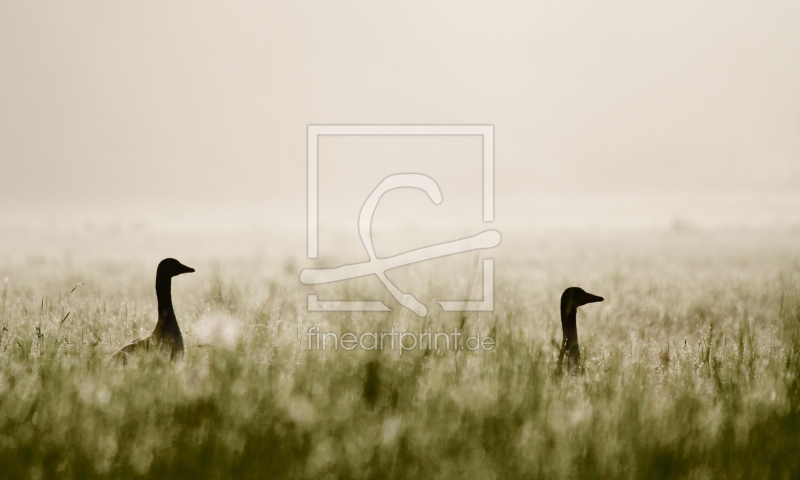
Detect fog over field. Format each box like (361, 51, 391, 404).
(2, 1, 800, 231)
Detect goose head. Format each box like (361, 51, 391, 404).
(157, 258, 195, 278)
(560, 287, 603, 317)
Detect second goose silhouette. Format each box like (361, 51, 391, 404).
(559, 287, 603, 373)
(112, 258, 194, 361)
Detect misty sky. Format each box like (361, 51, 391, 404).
(1, 1, 799, 228)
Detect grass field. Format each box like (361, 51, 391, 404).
(1, 225, 799, 479)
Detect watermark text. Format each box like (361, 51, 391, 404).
(305, 326, 495, 355)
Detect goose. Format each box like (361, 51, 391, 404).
(558, 287, 603, 373)
(111, 258, 195, 361)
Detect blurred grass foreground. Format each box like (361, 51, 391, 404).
(0, 225, 800, 479)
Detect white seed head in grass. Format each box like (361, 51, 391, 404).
(194, 311, 243, 349)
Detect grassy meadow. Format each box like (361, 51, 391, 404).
(1, 224, 800, 479)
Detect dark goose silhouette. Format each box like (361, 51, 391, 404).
(112, 258, 195, 361)
(558, 287, 604, 373)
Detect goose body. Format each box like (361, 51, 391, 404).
(112, 258, 194, 361)
(558, 287, 603, 373)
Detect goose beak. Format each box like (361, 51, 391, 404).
(583, 292, 604, 304)
(178, 263, 195, 274)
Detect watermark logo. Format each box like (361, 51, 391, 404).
(301, 125, 499, 317)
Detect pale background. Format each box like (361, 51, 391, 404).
(2, 1, 799, 257)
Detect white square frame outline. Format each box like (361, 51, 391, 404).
(306, 124, 495, 313)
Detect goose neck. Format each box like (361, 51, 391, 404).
(561, 309, 578, 345)
(156, 275, 175, 317)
